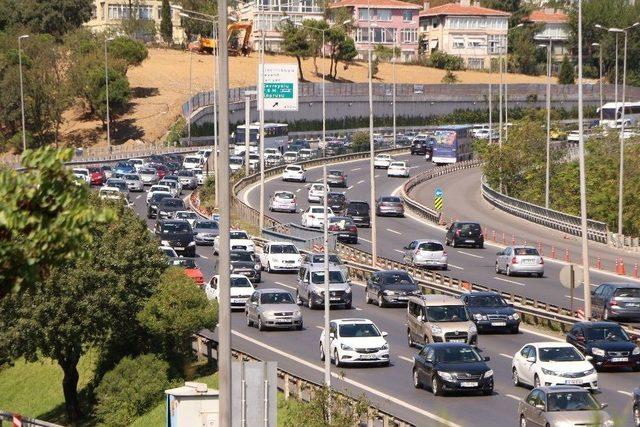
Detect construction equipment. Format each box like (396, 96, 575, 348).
(188, 21, 253, 56)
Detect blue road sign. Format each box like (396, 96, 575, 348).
(435, 188, 443, 198)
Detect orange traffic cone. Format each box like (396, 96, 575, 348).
(617, 258, 626, 275)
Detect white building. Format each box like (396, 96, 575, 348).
(526, 9, 569, 59)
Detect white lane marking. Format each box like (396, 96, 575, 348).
(296, 188, 301, 193)
(357, 179, 365, 184)
(458, 250, 484, 259)
(499, 353, 512, 359)
(565, 295, 585, 301)
(618, 390, 633, 397)
(147, 227, 154, 233)
(493, 277, 526, 287)
(274, 281, 296, 290)
(136, 195, 142, 200)
(354, 307, 363, 311)
(359, 237, 372, 243)
(393, 249, 405, 254)
(448, 264, 464, 270)
(505, 394, 521, 402)
(315, 325, 324, 330)
(398, 355, 413, 363)
(520, 326, 562, 342)
(386, 228, 402, 235)
(374, 174, 380, 178)
(347, 185, 354, 190)
(232, 330, 461, 427)
(352, 168, 361, 171)
(200, 255, 209, 260)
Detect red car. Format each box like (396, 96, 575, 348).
(87, 166, 106, 186)
(150, 163, 168, 180)
(169, 257, 204, 286)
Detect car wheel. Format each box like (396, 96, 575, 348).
(537, 272, 544, 278)
(266, 262, 272, 273)
(478, 243, 484, 249)
(377, 294, 385, 308)
(296, 322, 303, 331)
(534, 374, 541, 388)
(257, 316, 265, 331)
(431, 376, 442, 396)
(519, 415, 527, 427)
(295, 291, 303, 305)
(246, 313, 253, 327)
(511, 326, 520, 334)
(309, 296, 316, 310)
(413, 369, 422, 389)
(344, 301, 352, 310)
(634, 405, 640, 426)
(407, 329, 415, 348)
(603, 308, 610, 320)
(495, 263, 501, 274)
(320, 344, 325, 361)
(334, 349, 341, 367)
(512, 368, 521, 386)
(506, 265, 512, 276)
(482, 387, 493, 396)
(365, 290, 372, 304)
(452, 239, 457, 248)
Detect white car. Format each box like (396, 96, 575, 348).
(373, 154, 393, 169)
(99, 186, 128, 203)
(213, 230, 254, 255)
(307, 183, 326, 203)
(197, 148, 213, 161)
(129, 158, 146, 172)
(264, 148, 280, 157)
(183, 155, 203, 170)
(205, 274, 255, 309)
(283, 151, 298, 164)
(301, 206, 335, 228)
(387, 161, 409, 178)
(269, 191, 298, 213)
(258, 242, 302, 272)
(195, 168, 215, 185)
(159, 179, 181, 197)
(147, 185, 171, 204)
(248, 154, 260, 170)
(138, 167, 159, 185)
(158, 245, 178, 258)
(282, 165, 306, 182)
(72, 167, 91, 184)
(319, 318, 390, 367)
(123, 173, 144, 192)
(175, 210, 199, 227)
(511, 342, 598, 391)
(265, 154, 282, 167)
(229, 156, 244, 172)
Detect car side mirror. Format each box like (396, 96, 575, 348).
(403, 246, 409, 250)
(535, 404, 545, 411)
(527, 356, 536, 363)
(497, 251, 502, 256)
(585, 355, 593, 361)
(484, 356, 490, 362)
(382, 331, 388, 338)
(590, 290, 596, 296)
(600, 402, 608, 409)
(329, 332, 335, 339)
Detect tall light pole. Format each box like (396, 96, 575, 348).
(188, 43, 193, 145)
(595, 24, 619, 109)
(243, 90, 257, 175)
(258, 29, 266, 235)
(104, 36, 114, 150)
(322, 164, 331, 397)
(392, 31, 397, 148)
(538, 38, 552, 209)
(577, 0, 592, 319)
(367, 0, 378, 266)
(18, 34, 29, 152)
(503, 23, 523, 141)
(591, 42, 603, 124)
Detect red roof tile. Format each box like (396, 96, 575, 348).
(419, 3, 510, 17)
(328, 0, 422, 10)
(527, 10, 568, 23)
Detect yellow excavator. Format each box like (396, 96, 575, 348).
(188, 21, 253, 56)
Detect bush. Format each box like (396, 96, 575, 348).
(351, 130, 369, 152)
(558, 55, 575, 85)
(95, 354, 170, 426)
(441, 69, 459, 84)
(427, 50, 465, 71)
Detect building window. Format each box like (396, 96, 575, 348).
(401, 28, 418, 44)
(403, 10, 414, 22)
(467, 38, 484, 49)
(359, 8, 370, 21)
(108, 4, 153, 20)
(488, 34, 506, 54)
(468, 57, 484, 70)
(452, 38, 464, 49)
(377, 9, 392, 21)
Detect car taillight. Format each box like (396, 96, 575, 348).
(610, 299, 618, 306)
(511, 257, 518, 264)
(455, 230, 461, 236)
(329, 225, 338, 231)
(443, 251, 447, 256)
(309, 215, 315, 219)
(293, 197, 297, 203)
(349, 226, 357, 232)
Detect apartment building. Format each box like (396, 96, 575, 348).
(238, 0, 324, 52)
(526, 9, 569, 59)
(85, 0, 186, 43)
(327, 0, 422, 62)
(418, 0, 510, 69)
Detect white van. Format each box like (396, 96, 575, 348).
(183, 155, 203, 170)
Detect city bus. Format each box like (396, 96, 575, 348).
(431, 125, 474, 165)
(233, 123, 289, 155)
(598, 102, 640, 128)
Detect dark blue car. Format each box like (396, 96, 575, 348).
(566, 321, 640, 371)
(460, 291, 520, 334)
(113, 161, 136, 175)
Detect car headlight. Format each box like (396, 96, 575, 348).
(510, 313, 520, 321)
(469, 324, 477, 334)
(294, 310, 301, 317)
(483, 370, 494, 378)
(230, 265, 234, 271)
(341, 343, 353, 351)
(380, 343, 389, 351)
(583, 368, 595, 376)
(437, 371, 453, 381)
(161, 240, 169, 246)
(591, 347, 605, 357)
(604, 420, 614, 427)
(430, 324, 442, 334)
(383, 290, 395, 296)
(345, 287, 351, 293)
(473, 313, 487, 321)
(633, 347, 640, 355)
(541, 367, 560, 376)
(254, 263, 261, 270)
(188, 241, 196, 246)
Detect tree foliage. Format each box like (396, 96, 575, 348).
(280, 20, 312, 81)
(161, 0, 173, 44)
(351, 130, 369, 152)
(427, 50, 465, 71)
(558, 55, 575, 84)
(441, 69, 459, 84)
(0, 0, 93, 37)
(280, 386, 370, 427)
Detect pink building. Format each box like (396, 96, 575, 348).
(328, 0, 422, 62)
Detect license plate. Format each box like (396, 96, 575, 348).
(174, 247, 184, 250)
(465, 239, 475, 243)
(231, 299, 246, 304)
(627, 303, 640, 307)
(565, 379, 582, 385)
(460, 382, 478, 388)
(612, 357, 628, 362)
(330, 298, 341, 302)
(275, 318, 291, 323)
(340, 234, 351, 237)
(491, 322, 507, 326)
(359, 354, 377, 360)
(450, 339, 466, 343)
(523, 259, 535, 264)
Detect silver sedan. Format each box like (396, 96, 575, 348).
(245, 288, 303, 331)
(495, 246, 544, 277)
(123, 173, 144, 192)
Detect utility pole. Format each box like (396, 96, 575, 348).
(213, 22, 219, 207)
(322, 164, 331, 411)
(188, 45, 193, 145)
(258, 30, 266, 235)
(244, 91, 252, 176)
(367, 0, 377, 266)
(392, 33, 397, 148)
(591, 42, 603, 124)
(18, 34, 29, 152)
(540, 38, 552, 209)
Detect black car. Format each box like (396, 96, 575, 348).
(228, 250, 261, 283)
(410, 137, 434, 157)
(633, 387, 640, 426)
(327, 170, 347, 188)
(445, 221, 484, 248)
(327, 216, 358, 244)
(346, 201, 371, 227)
(365, 270, 421, 307)
(460, 291, 520, 334)
(325, 192, 347, 213)
(325, 142, 346, 156)
(157, 197, 186, 219)
(288, 139, 310, 151)
(413, 343, 493, 396)
(591, 283, 640, 320)
(566, 321, 640, 371)
(147, 192, 173, 219)
(155, 219, 196, 257)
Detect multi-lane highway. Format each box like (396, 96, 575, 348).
(124, 154, 640, 426)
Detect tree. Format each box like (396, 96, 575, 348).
(179, 0, 218, 40)
(161, 0, 173, 44)
(280, 20, 312, 81)
(374, 44, 399, 62)
(441, 69, 459, 84)
(0, 0, 93, 37)
(371, 57, 380, 79)
(332, 35, 357, 79)
(303, 19, 330, 77)
(351, 130, 369, 152)
(108, 36, 149, 72)
(79, 63, 131, 125)
(509, 24, 543, 75)
(558, 55, 575, 84)
(280, 386, 370, 427)
(138, 268, 218, 375)
(0, 196, 167, 422)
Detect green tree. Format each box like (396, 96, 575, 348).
(0, 0, 93, 37)
(558, 55, 575, 84)
(178, 0, 218, 39)
(138, 268, 218, 375)
(509, 24, 543, 75)
(332, 35, 357, 79)
(351, 130, 369, 152)
(108, 36, 149, 72)
(303, 19, 330, 77)
(280, 386, 370, 427)
(371, 57, 380, 79)
(280, 20, 312, 81)
(95, 354, 170, 426)
(441, 69, 459, 84)
(373, 44, 399, 62)
(161, 0, 173, 44)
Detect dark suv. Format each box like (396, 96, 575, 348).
(346, 201, 371, 227)
(410, 136, 434, 157)
(566, 321, 640, 371)
(591, 283, 640, 320)
(325, 192, 347, 213)
(155, 219, 196, 257)
(157, 197, 186, 219)
(147, 192, 173, 219)
(460, 291, 520, 334)
(445, 222, 484, 248)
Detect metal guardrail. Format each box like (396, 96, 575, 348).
(480, 175, 610, 244)
(0, 412, 62, 427)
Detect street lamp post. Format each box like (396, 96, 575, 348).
(595, 24, 619, 107)
(18, 34, 29, 152)
(367, 0, 377, 266)
(503, 24, 523, 142)
(243, 90, 256, 176)
(392, 33, 397, 148)
(591, 42, 603, 124)
(188, 44, 193, 145)
(258, 29, 266, 236)
(538, 38, 552, 209)
(104, 36, 114, 151)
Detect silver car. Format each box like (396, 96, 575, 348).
(177, 169, 198, 190)
(138, 167, 159, 185)
(245, 288, 303, 330)
(403, 239, 447, 269)
(269, 191, 297, 213)
(495, 245, 544, 277)
(123, 173, 144, 192)
(192, 219, 219, 245)
(302, 253, 348, 277)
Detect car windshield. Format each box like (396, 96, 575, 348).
(195, 221, 218, 230)
(349, 202, 369, 211)
(328, 194, 345, 201)
(585, 326, 629, 341)
(417, 242, 444, 251)
(124, 174, 140, 181)
(74, 169, 88, 175)
(329, 171, 343, 176)
(276, 193, 294, 200)
(390, 162, 404, 167)
(230, 231, 249, 239)
(538, 346, 584, 362)
(88, 167, 100, 173)
(311, 270, 345, 284)
(230, 251, 254, 262)
(546, 392, 600, 412)
(176, 212, 197, 219)
(178, 170, 194, 176)
(310, 254, 342, 264)
(436, 346, 482, 363)
(260, 292, 294, 304)
(466, 295, 508, 307)
(514, 247, 540, 256)
(286, 166, 302, 171)
(162, 180, 177, 188)
(381, 273, 413, 285)
(270, 245, 298, 254)
(459, 223, 481, 232)
(381, 197, 401, 203)
(230, 158, 243, 165)
(161, 199, 184, 208)
(140, 168, 155, 174)
(152, 194, 171, 202)
(170, 258, 197, 268)
(184, 157, 200, 164)
(329, 218, 354, 227)
(425, 305, 469, 322)
(614, 287, 640, 298)
(231, 277, 253, 288)
(339, 323, 380, 338)
(161, 222, 191, 234)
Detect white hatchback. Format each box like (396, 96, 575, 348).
(307, 183, 326, 203)
(282, 165, 306, 182)
(301, 206, 335, 228)
(258, 242, 302, 272)
(205, 274, 255, 309)
(269, 191, 297, 213)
